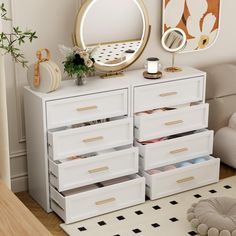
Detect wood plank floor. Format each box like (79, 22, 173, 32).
(16, 163, 236, 236)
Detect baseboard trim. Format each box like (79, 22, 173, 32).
(11, 175, 28, 193)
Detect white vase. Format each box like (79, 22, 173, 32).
(0, 54, 11, 189)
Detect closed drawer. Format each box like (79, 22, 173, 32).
(134, 76, 204, 112)
(48, 118, 133, 161)
(143, 156, 220, 200)
(50, 175, 145, 224)
(49, 147, 139, 191)
(136, 130, 213, 170)
(46, 89, 128, 129)
(135, 104, 209, 142)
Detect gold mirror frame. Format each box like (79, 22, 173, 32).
(74, 0, 150, 73)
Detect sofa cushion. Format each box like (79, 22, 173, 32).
(205, 64, 236, 100)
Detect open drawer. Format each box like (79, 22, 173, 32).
(135, 104, 209, 142)
(142, 156, 220, 200)
(134, 76, 204, 113)
(136, 130, 214, 170)
(49, 147, 139, 191)
(48, 118, 133, 161)
(50, 175, 145, 224)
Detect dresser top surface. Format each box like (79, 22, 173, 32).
(25, 66, 205, 101)
(119, 66, 205, 87)
(24, 75, 129, 101)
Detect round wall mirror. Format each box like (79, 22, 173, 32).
(74, 0, 150, 74)
(161, 28, 187, 72)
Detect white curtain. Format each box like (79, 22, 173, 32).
(0, 20, 11, 188)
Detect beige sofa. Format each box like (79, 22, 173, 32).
(204, 64, 236, 168)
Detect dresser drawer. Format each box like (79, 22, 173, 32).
(50, 175, 145, 224)
(49, 147, 139, 191)
(135, 104, 209, 141)
(143, 156, 220, 200)
(46, 89, 128, 129)
(48, 118, 133, 161)
(136, 130, 213, 170)
(134, 77, 204, 113)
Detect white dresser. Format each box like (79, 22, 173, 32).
(24, 67, 220, 224)
(119, 67, 220, 200)
(24, 78, 145, 224)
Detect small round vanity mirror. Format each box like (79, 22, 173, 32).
(74, 0, 150, 75)
(161, 28, 187, 72)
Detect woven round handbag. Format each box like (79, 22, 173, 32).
(27, 48, 62, 93)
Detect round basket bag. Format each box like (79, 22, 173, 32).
(27, 48, 62, 93)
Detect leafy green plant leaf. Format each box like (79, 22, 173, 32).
(0, 3, 37, 67)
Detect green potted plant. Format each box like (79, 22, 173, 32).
(60, 45, 95, 85)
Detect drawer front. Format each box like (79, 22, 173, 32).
(144, 157, 220, 200)
(137, 130, 213, 170)
(48, 118, 133, 161)
(50, 175, 145, 224)
(49, 147, 139, 191)
(134, 76, 204, 112)
(46, 89, 128, 129)
(135, 104, 209, 141)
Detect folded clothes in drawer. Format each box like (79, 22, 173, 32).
(50, 175, 145, 224)
(48, 118, 133, 161)
(142, 156, 220, 200)
(135, 104, 209, 142)
(136, 129, 213, 170)
(49, 147, 139, 191)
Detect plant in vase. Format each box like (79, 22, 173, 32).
(60, 45, 95, 85)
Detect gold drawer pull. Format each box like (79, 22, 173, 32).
(165, 120, 183, 126)
(88, 166, 109, 174)
(95, 197, 116, 206)
(83, 136, 104, 143)
(159, 92, 178, 97)
(170, 148, 189, 154)
(176, 176, 194, 184)
(77, 105, 97, 112)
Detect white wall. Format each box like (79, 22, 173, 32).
(4, 0, 236, 192)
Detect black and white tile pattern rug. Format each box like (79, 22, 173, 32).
(61, 176, 236, 236)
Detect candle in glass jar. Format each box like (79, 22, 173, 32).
(146, 57, 160, 74)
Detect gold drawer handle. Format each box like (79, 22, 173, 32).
(83, 136, 104, 143)
(95, 197, 116, 206)
(165, 120, 183, 126)
(77, 105, 98, 112)
(159, 92, 178, 97)
(170, 148, 189, 154)
(176, 176, 194, 184)
(88, 166, 109, 174)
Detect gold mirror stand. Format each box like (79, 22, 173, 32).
(165, 53, 182, 72)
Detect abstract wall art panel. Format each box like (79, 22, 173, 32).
(162, 0, 221, 52)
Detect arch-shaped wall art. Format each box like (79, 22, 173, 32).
(162, 0, 221, 52)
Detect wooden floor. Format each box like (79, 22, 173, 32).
(16, 163, 236, 236)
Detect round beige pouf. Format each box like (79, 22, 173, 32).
(187, 197, 236, 236)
